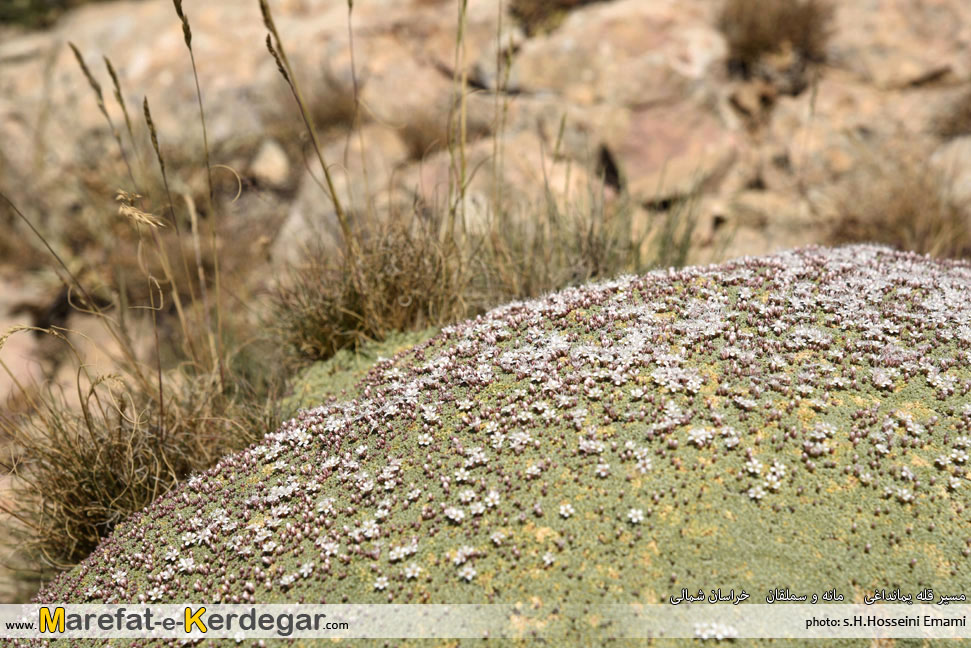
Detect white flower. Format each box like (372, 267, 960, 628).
(627, 508, 645, 524)
(485, 490, 501, 508)
(747, 485, 766, 501)
(595, 463, 610, 478)
(458, 489, 476, 504)
(491, 531, 505, 546)
(444, 507, 466, 523)
(687, 427, 713, 447)
(744, 459, 762, 476)
(404, 563, 422, 580)
(452, 545, 476, 566)
(559, 503, 575, 518)
(542, 551, 555, 567)
(374, 576, 389, 591)
(458, 565, 477, 582)
(417, 433, 433, 447)
(320, 541, 339, 557)
(422, 406, 440, 424)
(361, 519, 380, 539)
(695, 621, 739, 640)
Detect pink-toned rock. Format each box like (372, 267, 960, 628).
(608, 101, 740, 201)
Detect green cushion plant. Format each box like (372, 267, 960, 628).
(31, 245, 971, 645)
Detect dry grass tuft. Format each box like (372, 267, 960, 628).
(0, 0, 104, 28)
(718, 0, 834, 77)
(270, 182, 681, 367)
(0, 3, 291, 591)
(0, 327, 287, 572)
(271, 212, 468, 364)
(398, 107, 491, 162)
(932, 86, 971, 140)
(824, 139, 971, 259)
(508, 0, 605, 36)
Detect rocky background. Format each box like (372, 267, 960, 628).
(3, 0, 971, 397)
(2, 0, 971, 602)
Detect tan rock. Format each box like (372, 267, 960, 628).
(508, 0, 724, 107)
(930, 135, 971, 206)
(271, 124, 409, 264)
(249, 139, 291, 190)
(829, 0, 971, 89)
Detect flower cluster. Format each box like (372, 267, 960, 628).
(28, 245, 971, 636)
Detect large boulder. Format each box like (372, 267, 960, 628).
(30, 245, 971, 640)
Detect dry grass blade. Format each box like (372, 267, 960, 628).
(104, 57, 139, 164)
(0, 191, 100, 314)
(69, 42, 138, 190)
(168, 0, 224, 385)
(259, 0, 359, 262)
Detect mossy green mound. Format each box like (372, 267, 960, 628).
(33, 245, 971, 645)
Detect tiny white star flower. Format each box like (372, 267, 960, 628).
(445, 507, 466, 523)
(404, 563, 422, 579)
(627, 508, 645, 524)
